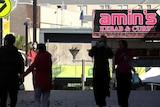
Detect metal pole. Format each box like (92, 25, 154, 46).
(82, 59, 85, 90)
(81, 19, 83, 26)
(33, 0, 37, 42)
(0, 18, 2, 46)
(24, 21, 28, 66)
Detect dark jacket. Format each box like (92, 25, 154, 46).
(0, 45, 24, 87)
(89, 46, 113, 73)
(89, 45, 113, 85)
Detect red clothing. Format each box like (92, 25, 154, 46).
(27, 49, 37, 65)
(25, 51, 52, 90)
(115, 49, 132, 73)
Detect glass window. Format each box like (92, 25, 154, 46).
(77, 5, 87, 15)
(105, 5, 110, 9)
(82, 5, 87, 15)
(123, 5, 128, 9)
(137, 5, 142, 9)
(63, 4, 67, 9)
(100, 5, 105, 9)
(118, 5, 122, 9)
(77, 5, 81, 11)
(147, 5, 151, 9)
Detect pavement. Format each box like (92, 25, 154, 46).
(11, 90, 160, 107)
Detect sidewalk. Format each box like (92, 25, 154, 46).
(15, 90, 160, 107)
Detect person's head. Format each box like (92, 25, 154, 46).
(4, 34, 15, 45)
(37, 43, 46, 53)
(119, 40, 128, 50)
(32, 41, 38, 49)
(99, 35, 107, 44)
(96, 35, 107, 47)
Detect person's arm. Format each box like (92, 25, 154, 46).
(88, 46, 97, 57)
(131, 67, 136, 73)
(21, 55, 38, 77)
(115, 50, 123, 65)
(107, 47, 113, 59)
(122, 50, 133, 69)
(27, 49, 32, 60)
(17, 52, 25, 74)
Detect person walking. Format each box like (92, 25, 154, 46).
(27, 41, 38, 88)
(114, 40, 133, 107)
(88, 35, 113, 107)
(0, 34, 24, 107)
(21, 43, 52, 107)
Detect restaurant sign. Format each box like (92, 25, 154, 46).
(92, 9, 160, 38)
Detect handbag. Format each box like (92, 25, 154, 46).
(132, 73, 140, 84)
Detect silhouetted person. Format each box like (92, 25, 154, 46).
(88, 36, 113, 107)
(115, 40, 132, 107)
(21, 43, 52, 107)
(0, 34, 24, 107)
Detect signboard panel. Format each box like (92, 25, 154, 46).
(3, 19, 10, 34)
(0, 0, 12, 18)
(92, 9, 160, 38)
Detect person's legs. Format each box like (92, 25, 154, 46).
(42, 89, 50, 107)
(121, 78, 131, 107)
(93, 84, 107, 107)
(116, 72, 123, 106)
(117, 84, 123, 106)
(118, 73, 132, 107)
(8, 86, 18, 107)
(0, 87, 8, 107)
(34, 88, 42, 107)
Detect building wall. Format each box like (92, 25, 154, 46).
(41, 6, 82, 28)
(47, 43, 92, 65)
(53, 4, 160, 27)
(50, 4, 160, 27)
(10, 3, 40, 36)
(10, 3, 84, 42)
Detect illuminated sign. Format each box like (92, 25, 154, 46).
(92, 9, 160, 38)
